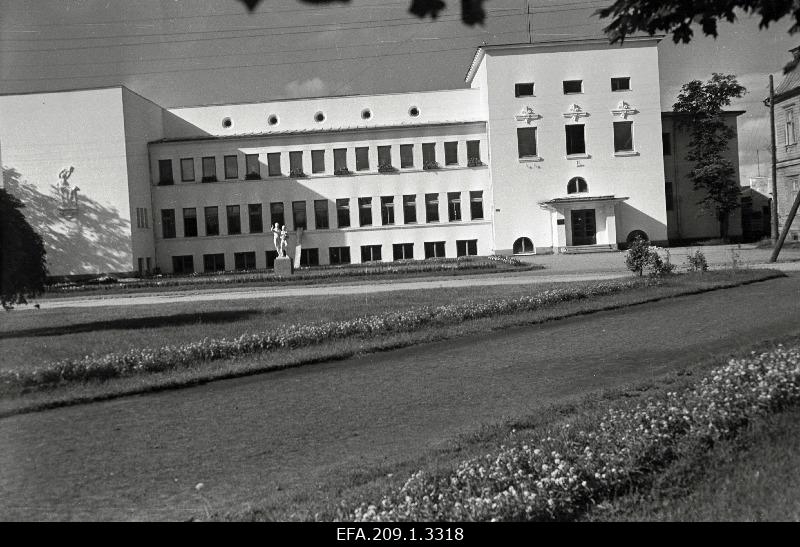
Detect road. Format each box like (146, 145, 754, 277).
(1, 274, 799, 521)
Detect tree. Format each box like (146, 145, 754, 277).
(597, 1, 800, 73)
(672, 73, 747, 241)
(0, 188, 47, 306)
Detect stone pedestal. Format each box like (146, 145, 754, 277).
(274, 256, 293, 276)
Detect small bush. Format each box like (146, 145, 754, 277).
(625, 239, 674, 277)
(685, 249, 708, 272)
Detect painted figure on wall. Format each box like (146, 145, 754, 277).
(57, 166, 79, 209)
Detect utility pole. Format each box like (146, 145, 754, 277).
(769, 187, 800, 262)
(769, 75, 780, 242)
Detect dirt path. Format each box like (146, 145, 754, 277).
(1, 275, 800, 521)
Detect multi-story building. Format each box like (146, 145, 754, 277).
(0, 36, 743, 276)
(773, 45, 800, 242)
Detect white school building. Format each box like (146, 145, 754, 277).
(0, 36, 743, 276)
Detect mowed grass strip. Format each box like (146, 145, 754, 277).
(0, 269, 782, 418)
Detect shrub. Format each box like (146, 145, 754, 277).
(625, 239, 674, 277)
(685, 249, 708, 272)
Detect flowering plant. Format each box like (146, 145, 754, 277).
(334, 167, 352, 176)
(378, 164, 397, 173)
(467, 157, 484, 167)
(289, 168, 307, 178)
(422, 161, 440, 170)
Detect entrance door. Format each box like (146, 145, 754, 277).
(570, 209, 597, 246)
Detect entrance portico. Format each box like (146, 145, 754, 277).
(539, 195, 629, 252)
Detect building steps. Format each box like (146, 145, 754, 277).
(561, 244, 618, 254)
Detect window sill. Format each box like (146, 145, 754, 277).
(566, 153, 591, 160)
(613, 151, 640, 157)
(612, 89, 632, 92)
(519, 156, 543, 163)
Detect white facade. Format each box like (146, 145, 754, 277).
(2, 37, 708, 276)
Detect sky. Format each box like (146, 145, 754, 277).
(1, 0, 798, 184)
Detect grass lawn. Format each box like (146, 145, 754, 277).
(584, 406, 800, 521)
(0, 269, 783, 418)
(219, 333, 800, 522)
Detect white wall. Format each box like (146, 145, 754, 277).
(476, 40, 668, 252)
(0, 87, 134, 275)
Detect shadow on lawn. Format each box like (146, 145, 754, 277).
(0, 310, 264, 339)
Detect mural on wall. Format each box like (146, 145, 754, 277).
(3, 167, 132, 275)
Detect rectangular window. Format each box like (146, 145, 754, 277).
(614, 121, 634, 152)
(517, 127, 538, 158)
(425, 193, 439, 222)
(158, 159, 174, 185)
(336, 198, 351, 228)
(786, 108, 797, 145)
(226, 205, 241, 235)
(172, 255, 194, 274)
(422, 143, 436, 166)
(224, 155, 238, 179)
(333, 148, 348, 173)
(400, 144, 414, 168)
(270, 202, 284, 228)
(311, 150, 325, 174)
(360, 245, 382, 262)
(467, 140, 481, 164)
(248, 203, 263, 233)
(265, 250, 279, 270)
(183, 208, 198, 237)
(161, 209, 176, 239)
(234, 251, 256, 271)
(203, 253, 225, 272)
(515, 82, 534, 97)
(205, 206, 219, 236)
(355, 147, 369, 171)
(202, 157, 217, 182)
(136, 207, 149, 229)
(180, 158, 195, 182)
(611, 77, 631, 91)
(300, 248, 319, 267)
(289, 151, 304, 176)
(377, 145, 392, 168)
(245, 154, 261, 180)
(267, 152, 282, 176)
(403, 195, 417, 224)
(444, 141, 458, 165)
(424, 241, 446, 259)
(314, 200, 329, 229)
(563, 80, 583, 94)
(565, 124, 586, 155)
(329, 246, 351, 265)
(393, 243, 414, 261)
(456, 239, 478, 257)
(665, 181, 674, 211)
(358, 197, 372, 226)
(662, 133, 672, 156)
(292, 201, 307, 231)
(381, 196, 395, 225)
(448, 192, 461, 222)
(470, 191, 484, 220)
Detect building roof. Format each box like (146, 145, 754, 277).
(151, 119, 487, 145)
(464, 35, 664, 86)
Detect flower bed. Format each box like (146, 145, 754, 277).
(3, 279, 643, 391)
(342, 344, 800, 521)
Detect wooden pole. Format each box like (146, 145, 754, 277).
(770, 188, 800, 262)
(769, 75, 780, 242)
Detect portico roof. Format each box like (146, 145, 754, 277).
(538, 194, 629, 208)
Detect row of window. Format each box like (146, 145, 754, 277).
(516, 121, 634, 158)
(160, 191, 485, 238)
(170, 240, 479, 273)
(514, 77, 631, 98)
(157, 141, 482, 185)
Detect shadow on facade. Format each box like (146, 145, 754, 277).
(3, 167, 132, 275)
(0, 309, 263, 340)
(617, 202, 669, 248)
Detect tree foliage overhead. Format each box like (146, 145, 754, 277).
(0, 188, 48, 306)
(672, 73, 747, 240)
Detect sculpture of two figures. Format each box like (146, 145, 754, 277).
(58, 166, 80, 210)
(271, 222, 288, 257)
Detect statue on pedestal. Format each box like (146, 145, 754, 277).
(279, 225, 288, 257)
(271, 222, 281, 255)
(57, 166, 79, 210)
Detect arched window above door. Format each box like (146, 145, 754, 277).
(567, 176, 588, 194)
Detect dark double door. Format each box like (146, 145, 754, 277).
(570, 209, 597, 246)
